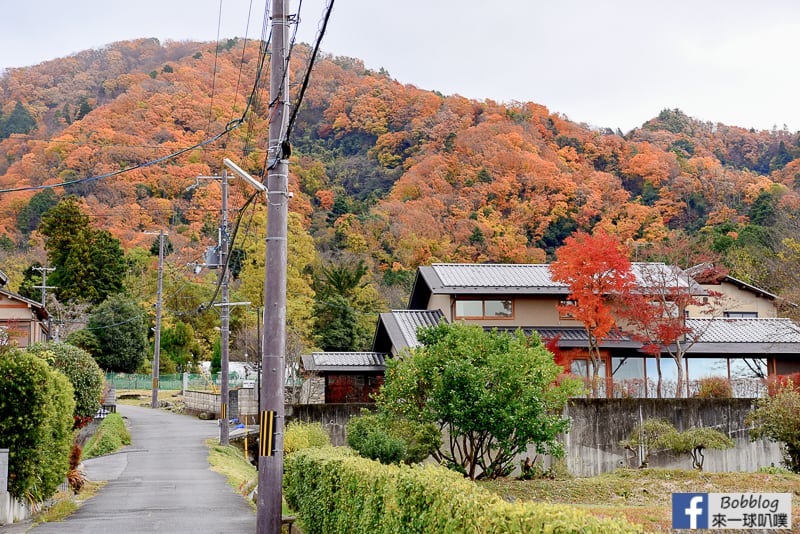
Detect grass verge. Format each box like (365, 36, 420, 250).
(481, 467, 800, 532)
(206, 439, 292, 516)
(82, 413, 131, 458)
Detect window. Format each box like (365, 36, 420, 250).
(723, 311, 758, 318)
(559, 300, 577, 320)
(454, 298, 513, 319)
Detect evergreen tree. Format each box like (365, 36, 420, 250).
(38, 196, 125, 303)
(16, 189, 59, 234)
(0, 101, 36, 139)
(87, 294, 148, 373)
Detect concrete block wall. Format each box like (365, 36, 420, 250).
(563, 398, 782, 477)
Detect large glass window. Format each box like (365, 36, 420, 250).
(454, 299, 513, 319)
(611, 357, 645, 398)
(646, 357, 679, 398)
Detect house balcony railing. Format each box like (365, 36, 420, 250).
(573, 376, 767, 399)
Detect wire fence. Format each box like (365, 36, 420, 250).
(104, 372, 250, 391)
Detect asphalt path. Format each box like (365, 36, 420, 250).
(28, 404, 256, 533)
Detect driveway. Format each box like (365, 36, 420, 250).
(26, 404, 256, 533)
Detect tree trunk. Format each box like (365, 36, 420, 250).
(675, 355, 685, 398)
(656, 353, 663, 400)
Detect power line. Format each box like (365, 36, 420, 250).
(284, 0, 334, 142)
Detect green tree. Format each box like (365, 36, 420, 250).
(0, 101, 36, 139)
(17, 262, 44, 302)
(747, 382, 800, 472)
(38, 196, 125, 303)
(620, 419, 734, 470)
(16, 188, 59, 234)
(160, 320, 200, 371)
(86, 294, 148, 373)
(619, 418, 678, 468)
(313, 258, 382, 351)
(668, 427, 735, 471)
(26, 341, 105, 422)
(376, 323, 582, 479)
(239, 209, 318, 356)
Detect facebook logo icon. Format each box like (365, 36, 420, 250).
(673, 493, 708, 529)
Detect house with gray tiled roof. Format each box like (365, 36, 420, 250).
(373, 263, 800, 398)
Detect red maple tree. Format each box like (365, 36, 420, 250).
(550, 229, 634, 397)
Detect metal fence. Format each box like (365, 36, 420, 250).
(104, 372, 248, 391)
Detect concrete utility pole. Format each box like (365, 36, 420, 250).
(219, 170, 231, 446)
(32, 266, 55, 340)
(258, 0, 290, 530)
(145, 230, 167, 409)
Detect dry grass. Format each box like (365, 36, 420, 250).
(481, 468, 800, 532)
(115, 389, 182, 405)
(33, 481, 105, 525)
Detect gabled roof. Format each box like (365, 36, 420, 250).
(372, 309, 445, 355)
(686, 263, 779, 301)
(0, 287, 49, 320)
(301, 352, 386, 372)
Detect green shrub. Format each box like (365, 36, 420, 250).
(27, 341, 105, 421)
(83, 413, 131, 458)
(347, 414, 406, 464)
(0, 349, 75, 501)
(747, 381, 800, 472)
(284, 447, 641, 534)
(283, 420, 331, 456)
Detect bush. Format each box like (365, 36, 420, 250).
(83, 413, 131, 458)
(283, 420, 331, 456)
(747, 381, 800, 472)
(0, 349, 75, 501)
(27, 341, 105, 421)
(694, 376, 732, 398)
(347, 414, 406, 464)
(284, 447, 641, 534)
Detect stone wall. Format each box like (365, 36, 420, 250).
(563, 398, 782, 477)
(298, 376, 325, 404)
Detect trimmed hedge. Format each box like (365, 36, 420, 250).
(27, 341, 105, 420)
(284, 447, 641, 533)
(0, 349, 75, 501)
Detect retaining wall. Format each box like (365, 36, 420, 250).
(563, 398, 782, 477)
(183, 393, 784, 476)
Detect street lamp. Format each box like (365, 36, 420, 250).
(224, 158, 267, 193)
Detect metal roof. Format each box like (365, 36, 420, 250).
(419, 262, 696, 296)
(301, 352, 386, 372)
(492, 326, 639, 348)
(375, 309, 445, 353)
(689, 318, 800, 344)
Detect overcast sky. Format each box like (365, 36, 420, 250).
(2, 0, 799, 133)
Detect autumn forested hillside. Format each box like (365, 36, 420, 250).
(1, 38, 799, 360)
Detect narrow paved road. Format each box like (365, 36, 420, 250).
(30, 404, 256, 533)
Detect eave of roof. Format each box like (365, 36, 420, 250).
(301, 352, 386, 372)
(0, 288, 49, 319)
